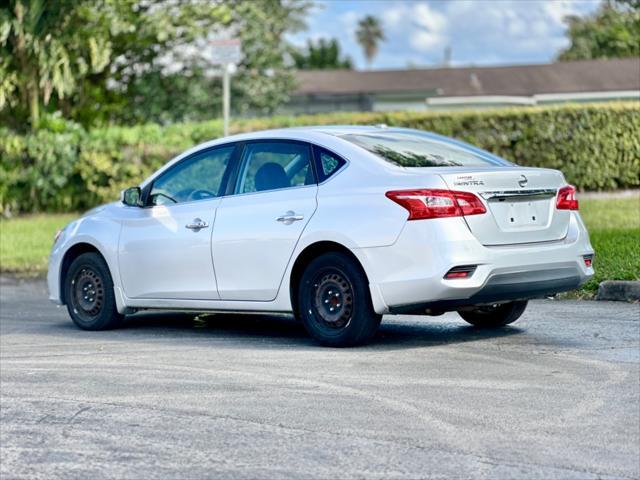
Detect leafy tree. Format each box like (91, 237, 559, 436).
(558, 0, 640, 60)
(230, 0, 311, 116)
(116, 0, 312, 123)
(0, 0, 232, 128)
(1, 1, 313, 128)
(0, 0, 114, 127)
(356, 15, 385, 70)
(292, 38, 352, 70)
(112, 67, 223, 125)
(69, 1, 232, 127)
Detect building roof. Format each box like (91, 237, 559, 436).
(293, 58, 640, 98)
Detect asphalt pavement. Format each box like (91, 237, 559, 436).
(1, 277, 639, 479)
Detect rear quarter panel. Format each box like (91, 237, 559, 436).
(305, 147, 452, 249)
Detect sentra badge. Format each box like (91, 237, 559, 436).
(453, 175, 484, 187)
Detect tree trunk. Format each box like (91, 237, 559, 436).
(28, 83, 39, 127)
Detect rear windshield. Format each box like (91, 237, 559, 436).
(340, 131, 502, 167)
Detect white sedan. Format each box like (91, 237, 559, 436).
(48, 126, 594, 346)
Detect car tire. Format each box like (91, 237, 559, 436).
(64, 252, 124, 331)
(297, 252, 382, 347)
(458, 300, 528, 328)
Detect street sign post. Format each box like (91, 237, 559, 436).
(208, 38, 242, 137)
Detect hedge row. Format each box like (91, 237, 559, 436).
(1, 102, 639, 215)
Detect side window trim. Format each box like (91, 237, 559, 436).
(231, 139, 317, 196)
(223, 141, 246, 197)
(235, 144, 252, 194)
(308, 142, 320, 185)
(142, 143, 240, 207)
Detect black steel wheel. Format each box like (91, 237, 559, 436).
(298, 252, 381, 347)
(312, 270, 354, 330)
(71, 266, 105, 317)
(64, 252, 124, 330)
(458, 300, 528, 328)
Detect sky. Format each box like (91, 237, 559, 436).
(288, 0, 602, 70)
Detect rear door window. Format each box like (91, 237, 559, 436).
(235, 141, 315, 194)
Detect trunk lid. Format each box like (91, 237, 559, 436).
(437, 167, 569, 245)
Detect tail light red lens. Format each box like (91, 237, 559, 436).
(556, 185, 579, 210)
(385, 189, 486, 220)
(444, 265, 478, 279)
(453, 191, 488, 216)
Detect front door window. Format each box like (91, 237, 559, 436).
(150, 146, 234, 206)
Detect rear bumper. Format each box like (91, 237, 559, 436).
(353, 212, 594, 314)
(389, 263, 585, 314)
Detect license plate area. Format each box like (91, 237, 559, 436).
(488, 197, 551, 230)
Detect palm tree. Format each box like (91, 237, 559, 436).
(356, 15, 385, 70)
(1, 0, 73, 126)
(0, 0, 110, 127)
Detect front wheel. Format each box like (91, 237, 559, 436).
(64, 252, 124, 331)
(457, 300, 528, 328)
(297, 252, 381, 347)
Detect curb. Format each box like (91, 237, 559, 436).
(596, 281, 640, 302)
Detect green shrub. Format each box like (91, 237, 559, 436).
(1, 102, 638, 215)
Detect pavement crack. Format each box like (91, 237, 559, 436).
(67, 405, 91, 423)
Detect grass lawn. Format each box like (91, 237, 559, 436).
(0, 214, 76, 275)
(576, 196, 640, 296)
(1, 197, 638, 297)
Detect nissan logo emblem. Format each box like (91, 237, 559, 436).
(518, 175, 528, 188)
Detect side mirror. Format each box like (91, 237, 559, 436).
(121, 186, 142, 207)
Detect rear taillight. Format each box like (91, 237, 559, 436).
(556, 185, 579, 210)
(385, 189, 486, 220)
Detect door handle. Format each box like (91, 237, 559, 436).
(185, 218, 209, 231)
(276, 211, 304, 225)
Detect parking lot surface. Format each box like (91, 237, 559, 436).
(1, 277, 639, 479)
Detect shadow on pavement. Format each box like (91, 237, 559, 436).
(113, 311, 524, 350)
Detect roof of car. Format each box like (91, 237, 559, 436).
(227, 125, 402, 139)
(212, 125, 499, 154)
(294, 125, 388, 134)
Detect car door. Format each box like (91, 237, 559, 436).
(118, 144, 236, 300)
(212, 140, 318, 301)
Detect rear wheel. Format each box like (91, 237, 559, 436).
(297, 252, 381, 347)
(64, 252, 124, 331)
(458, 300, 528, 328)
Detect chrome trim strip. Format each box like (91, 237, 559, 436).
(480, 189, 557, 200)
